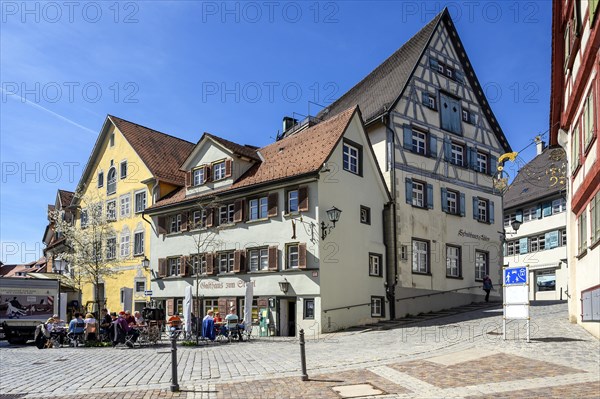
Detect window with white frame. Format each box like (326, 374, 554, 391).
(523, 207, 538, 222)
(475, 251, 488, 280)
(135, 280, 145, 293)
(478, 199, 489, 222)
(192, 254, 207, 275)
(560, 228, 568, 246)
(530, 236, 540, 252)
(287, 244, 299, 269)
(120, 160, 127, 179)
(360, 206, 371, 224)
(304, 298, 315, 319)
(106, 200, 117, 221)
(371, 297, 383, 317)
(168, 257, 181, 276)
(213, 161, 226, 181)
(218, 252, 234, 274)
(506, 241, 518, 256)
(106, 237, 116, 260)
(552, 198, 566, 214)
(192, 210, 207, 229)
(107, 167, 117, 195)
(287, 190, 299, 213)
(134, 231, 144, 255)
(193, 168, 205, 186)
(504, 213, 514, 227)
(120, 231, 130, 258)
(451, 143, 464, 166)
(343, 142, 360, 174)
(446, 245, 461, 277)
(219, 204, 235, 224)
(446, 190, 458, 214)
(248, 248, 269, 272)
(134, 190, 146, 213)
(120, 194, 131, 218)
(412, 239, 429, 273)
(412, 181, 425, 208)
(412, 130, 427, 155)
(170, 214, 182, 233)
(476, 152, 488, 173)
(369, 253, 382, 276)
(249, 196, 268, 220)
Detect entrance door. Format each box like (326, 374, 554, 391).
(288, 300, 296, 336)
(279, 299, 288, 336)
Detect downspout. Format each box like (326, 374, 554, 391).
(383, 114, 398, 319)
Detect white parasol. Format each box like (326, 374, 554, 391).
(183, 285, 193, 335)
(243, 280, 253, 332)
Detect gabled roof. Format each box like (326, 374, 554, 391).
(148, 106, 359, 211)
(203, 133, 261, 162)
(316, 9, 511, 153)
(57, 189, 74, 208)
(108, 115, 195, 186)
(504, 146, 567, 209)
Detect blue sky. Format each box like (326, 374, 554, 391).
(0, 1, 551, 264)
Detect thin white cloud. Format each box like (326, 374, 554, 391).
(0, 87, 96, 135)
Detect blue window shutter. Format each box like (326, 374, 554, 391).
(455, 70, 464, 83)
(405, 178, 413, 204)
(466, 147, 474, 169)
(421, 92, 429, 106)
(489, 201, 495, 224)
(427, 184, 434, 209)
(516, 210, 523, 222)
(460, 193, 465, 216)
(536, 204, 543, 219)
(443, 138, 451, 161)
(472, 196, 479, 219)
(519, 238, 529, 254)
(545, 231, 559, 249)
(441, 188, 448, 213)
(429, 57, 438, 69)
(429, 135, 438, 157)
(403, 126, 413, 150)
(543, 202, 552, 217)
(490, 155, 498, 176)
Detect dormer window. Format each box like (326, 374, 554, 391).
(213, 161, 226, 181)
(193, 168, 205, 186)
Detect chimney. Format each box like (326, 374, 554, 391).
(282, 116, 298, 134)
(536, 140, 546, 155)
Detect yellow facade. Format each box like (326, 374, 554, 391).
(77, 123, 152, 313)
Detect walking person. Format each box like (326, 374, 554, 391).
(482, 275, 493, 302)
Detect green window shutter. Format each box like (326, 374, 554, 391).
(427, 184, 434, 209)
(441, 188, 448, 213)
(459, 193, 465, 216)
(403, 126, 413, 150)
(472, 196, 479, 219)
(489, 201, 495, 224)
(405, 178, 413, 204)
(429, 135, 438, 157)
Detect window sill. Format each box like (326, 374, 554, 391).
(576, 249, 588, 259)
(446, 275, 463, 280)
(583, 136, 596, 156)
(443, 211, 462, 217)
(369, 273, 383, 277)
(410, 204, 428, 210)
(246, 217, 269, 224)
(589, 239, 600, 251)
(133, 253, 145, 257)
(411, 271, 431, 276)
(248, 269, 275, 274)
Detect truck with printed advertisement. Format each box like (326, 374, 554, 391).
(0, 277, 59, 344)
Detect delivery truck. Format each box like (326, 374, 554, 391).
(0, 277, 59, 344)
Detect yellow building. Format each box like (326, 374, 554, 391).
(72, 115, 193, 312)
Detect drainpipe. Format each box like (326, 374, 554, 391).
(383, 115, 398, 319)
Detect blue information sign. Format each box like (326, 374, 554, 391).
(504, 266, 528, 285)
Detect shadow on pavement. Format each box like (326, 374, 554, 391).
(530, 337, 589, 342)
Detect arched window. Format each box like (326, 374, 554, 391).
(107, 167, 117, 195)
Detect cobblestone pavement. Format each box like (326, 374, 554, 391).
(0, 302, 598, 398)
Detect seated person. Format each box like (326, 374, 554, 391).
(99, 309, 112, 331)
(167, 313, 182, 336)
(68, 312, 86, 343)
(114, 311, 138, 347)
(225, 308, 241, 339)
(213, 312, 223, 323)
(83, 312, 97, 341)
(201, 310, 215, 341)
(133, 311, 145, 326)
(124, 310, 136, 326)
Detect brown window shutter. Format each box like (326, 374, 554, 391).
(166, 298, 174, 316)
(298, 187, 309, 211)
(298, 243, 307, 269)
(181, 213, 188, 231)
(218, 298, 227, 315)
(185, 171, 192, 187)
(239, 250, 246, 272)
(233, 250, 242, 272)
(206, 253, 214, 275)
(205, 165, 211, 182)
(180, 256, 187, 276)
(206, 208, 214, 227)
(158, 258, 167, 277)
(268, 246, 278, 271)
(157, 216, 167, 235)
(234, 199, 243, 223)
(268, 192, 278, 217)
(225, 159, 232, 177)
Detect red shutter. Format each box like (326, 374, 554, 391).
(185, 171, 192, 187)
(158, 258, 167, 277)
(157, 216, 167, 235)
(234, 199, 243, 223)
(206, 253, 214, 275)
(268, 192, 278, 217)
(180, 256, 187, 276)
(206, 208, 214, 227)
(298, 187, 309, 212)
(166, 298, 175, 316)
(233, 250, 242, 272)
(268, 246, 278, 271)
(225, 159, 232, 177)
(298, 243, 307, 269)
(181, 212, 188, 231)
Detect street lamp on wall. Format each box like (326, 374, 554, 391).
(142, 256, 150, 269)
(278, 278, 290, 295)
(321, 206, 342, 240)
(511, 219, 522, 233)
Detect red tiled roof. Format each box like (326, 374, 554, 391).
(204, 133, 261, 162)
(58, 189, 74, 207)
(108, 116, 195, 186)
(149, 106, 358, 210)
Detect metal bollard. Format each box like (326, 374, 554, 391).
(299, 329, 308, 381)
(170, 334, 179, 392)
